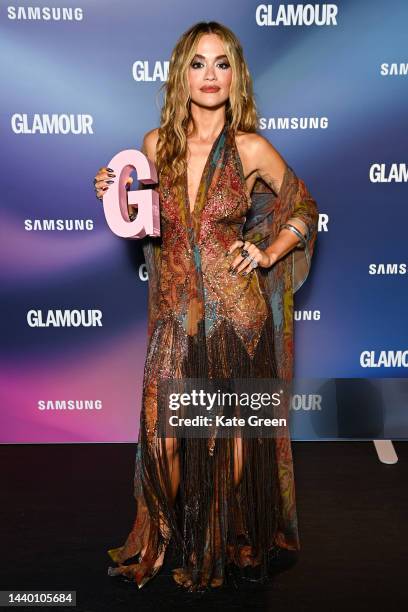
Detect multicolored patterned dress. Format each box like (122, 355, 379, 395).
(107, 121, 319, 589)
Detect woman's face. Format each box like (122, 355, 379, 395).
(187, 33, 232, 109)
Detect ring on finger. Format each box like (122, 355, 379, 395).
(241, 248, 250, 258)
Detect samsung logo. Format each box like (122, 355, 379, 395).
(368, 263, 407, 275)
(380, 63, 408, 76)
(7, 6, 84, 21)
(24, 219, 94, 231)
(294, 310, 321, 321)
(259, 116, 329, 130)
(38, 400, 103, 411)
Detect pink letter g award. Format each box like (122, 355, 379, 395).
(102, 149, 160, 239)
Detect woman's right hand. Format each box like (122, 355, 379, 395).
(93, 167, 133, 200)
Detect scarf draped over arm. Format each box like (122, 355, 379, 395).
(242, 164, 319, 380)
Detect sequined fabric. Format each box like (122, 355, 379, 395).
(107, 121, 319, 589)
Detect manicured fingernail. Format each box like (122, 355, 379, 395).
(224, 250, 229, 256)
(106, 180, 114, 184)
(108, 173, 116, 177)
(102, 187, 108, 191)
(107, 167, 114, 172)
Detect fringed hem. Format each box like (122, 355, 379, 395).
(107, 313, 300, 590)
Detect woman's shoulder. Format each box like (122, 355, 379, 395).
(235, 130, 284, 176)
(235, 131, 286, 186)
(235, 129, 279, 156)
(141, 127, 160, 162)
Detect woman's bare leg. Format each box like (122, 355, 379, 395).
(164, 436, 180, 501)
(174, 438, 242, 590)
(234, 436, 243, 487)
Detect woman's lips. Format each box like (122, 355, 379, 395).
(200, 86, 220, 92)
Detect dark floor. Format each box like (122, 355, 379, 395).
(0, 441, 407, 611)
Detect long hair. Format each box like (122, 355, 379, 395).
(156, 21, 259, 191)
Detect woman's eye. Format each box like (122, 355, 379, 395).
(190, 61, 230, 70)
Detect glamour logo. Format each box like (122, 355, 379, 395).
(38, 400, 103, 411)
(380, 63, 408, 76)
(318, 213, 328, 232)
(24, 219, 94, 231)
(291, 394, 322, 411)
(27, 310, 103, 327)
(260, 116, 329, 130)
(7, 6, 83, 20)
(360, 351, 408, 368)
(368, 263, 407, 275)
(294, 310, 321, 321)
(132, 61, 169, 82)
(255, 3, 338, 26)
(11, 114, 94, 135)
(139, 264, 148, 282)
(369, 163, 408, 182)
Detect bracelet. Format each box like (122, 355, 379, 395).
(280, 223, 307, 248)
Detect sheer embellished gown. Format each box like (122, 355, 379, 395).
(107, 121, 319, 590)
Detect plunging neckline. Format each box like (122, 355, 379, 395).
(185, 121, 227, 218)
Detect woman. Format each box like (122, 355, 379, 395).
(94, 21, 318, 591)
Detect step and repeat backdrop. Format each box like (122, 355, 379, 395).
(1, 1, 407, 443)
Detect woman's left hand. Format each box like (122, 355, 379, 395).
(226, 240, 277, 275)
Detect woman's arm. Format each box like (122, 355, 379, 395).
(246, 133, 310, 266)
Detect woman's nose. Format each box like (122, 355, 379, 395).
(205, 68, 216, 79)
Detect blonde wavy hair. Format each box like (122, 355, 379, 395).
(155, 21, 259, 190)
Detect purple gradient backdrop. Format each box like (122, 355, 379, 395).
(1, 0, 407, 442)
